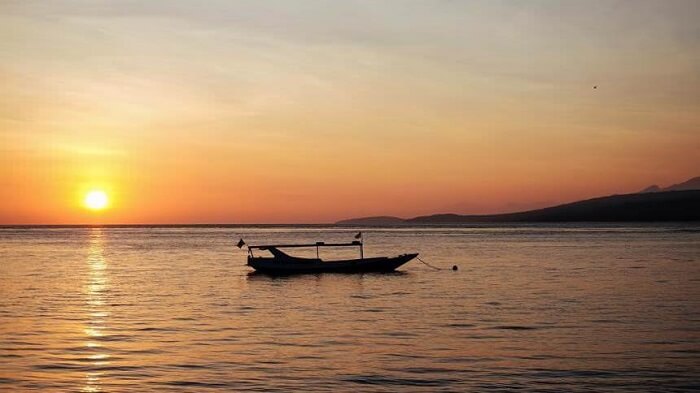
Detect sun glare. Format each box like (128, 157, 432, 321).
(84, 190, 109, 211)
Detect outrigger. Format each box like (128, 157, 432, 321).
(238, 233, 418, 275)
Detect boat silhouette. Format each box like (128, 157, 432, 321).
(239, 234, 417, 275)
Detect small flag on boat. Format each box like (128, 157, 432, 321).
(236, 238, 246, 248)
(355, 232, 362, 239)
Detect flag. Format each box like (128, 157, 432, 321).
(354, 232, 362, 239)
(236, 238, 246, 248)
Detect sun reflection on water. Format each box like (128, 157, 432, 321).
(82, 228, 110, 392)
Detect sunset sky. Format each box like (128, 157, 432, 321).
(1, 0, 699, 224)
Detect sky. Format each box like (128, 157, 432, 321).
(1, 0, 699, 224)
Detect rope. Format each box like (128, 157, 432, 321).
(417, 256, 447, 271)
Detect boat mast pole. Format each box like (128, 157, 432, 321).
(360, 234, 364, 259)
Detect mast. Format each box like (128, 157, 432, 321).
(355, 231, 364, 259)
(360, 235, 364, 259)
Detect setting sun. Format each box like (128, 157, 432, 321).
(84, 191, 109, 211)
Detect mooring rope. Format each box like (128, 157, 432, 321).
(417, 256, 451, 271)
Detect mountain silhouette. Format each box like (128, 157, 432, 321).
(335, 216, 405, 225)
(639, 185, 661, 193)
(337, 175, 700, 225)
(640, 176, 700, 193)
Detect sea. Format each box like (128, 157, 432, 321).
(1, 224, 699, 392)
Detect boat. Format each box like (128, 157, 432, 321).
(238, 234, 418, 275)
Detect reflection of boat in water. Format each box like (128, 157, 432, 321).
(238, 234, 417, 275)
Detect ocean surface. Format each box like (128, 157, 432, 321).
(1, 224, 699, 392)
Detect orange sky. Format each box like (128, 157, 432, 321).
(1, 1, 699, 224)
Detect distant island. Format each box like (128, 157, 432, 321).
(337, 176, 700, 225)
(637, 176, 700, 193)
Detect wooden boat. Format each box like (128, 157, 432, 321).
(240, 236, 418, 275)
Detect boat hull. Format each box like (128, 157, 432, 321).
(247, 253, 418, 275)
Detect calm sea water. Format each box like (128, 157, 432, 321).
(1, 225, 699, 392)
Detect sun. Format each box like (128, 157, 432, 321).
(84, 190, 109, 211)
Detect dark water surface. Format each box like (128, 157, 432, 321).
(1, 225, 699, 392)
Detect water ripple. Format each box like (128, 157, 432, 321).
(1, 225, 698, 391)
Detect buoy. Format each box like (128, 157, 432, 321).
(452, 265, 458, 271)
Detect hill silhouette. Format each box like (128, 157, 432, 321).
(337, 190, 700, 225)
(334, 216, 405, 225)
(642, 176, 700, 193)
